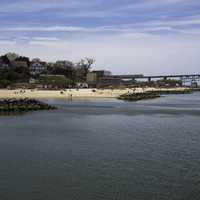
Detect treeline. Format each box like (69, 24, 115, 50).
(0, 52, 95, 88)
(47, 58, 94, 83)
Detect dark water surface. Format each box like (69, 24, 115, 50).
(0, 93, 200, 200)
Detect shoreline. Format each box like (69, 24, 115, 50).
(0, 87, 193, 99)
(0, 89, 127, 99)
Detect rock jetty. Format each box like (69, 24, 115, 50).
(0, 98, 56, 114)
(118, 88, 193, 101)
(118, 91, 160, 101)
(153, 88, 192, 95)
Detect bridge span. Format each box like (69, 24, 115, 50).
(109, 74, 200, 86)
(111, 74, 200, 80)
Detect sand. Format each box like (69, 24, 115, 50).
(0, 87, 189, 99)
(0, 89, 128, 99)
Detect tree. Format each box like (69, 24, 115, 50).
(0, 52, 96, 87)
(15, 56, 30, 66)
(76, 58, 95, 81)
(49, 60, 76, 82)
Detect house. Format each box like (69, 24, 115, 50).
(191, 81, 198, 88)
(97, 77, 122, 88)
(0, 56, 9, 71)
(86, 70, 111, 87)
(76, 82, 88, 88)
(30, 58, 47, 76)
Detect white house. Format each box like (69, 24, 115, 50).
(30, 58, 47, 76)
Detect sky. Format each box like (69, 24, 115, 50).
(0, 0, 200, 75)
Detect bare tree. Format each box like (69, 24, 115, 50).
(76, 58, 95, 81)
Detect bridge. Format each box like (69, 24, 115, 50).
(109, 74, 200, 87)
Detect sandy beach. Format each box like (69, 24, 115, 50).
(0, 87, 190, 99)
(0, 89, 128, 99)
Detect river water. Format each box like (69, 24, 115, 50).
(0, 93, 200, 200)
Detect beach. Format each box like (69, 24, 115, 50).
(0, 87, 190, 99)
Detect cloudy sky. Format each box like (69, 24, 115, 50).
(0, 0, 200, 75)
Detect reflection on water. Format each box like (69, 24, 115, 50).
(0, 93, 200, 200)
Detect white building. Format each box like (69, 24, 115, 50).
(30, 58, 47, 76)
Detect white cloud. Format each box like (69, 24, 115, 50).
(1, 20, 200, 36)
(0, 40, 16, 45)
(0, 26, 88, 32)
(118, 0, 194, 11)
(0, 0, 99, 13)
(32, 37, 60, 41)
(1, 33, 199, 75)
(0, 1, 199, 75)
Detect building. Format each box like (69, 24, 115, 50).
(97, 77, 122, 88)
(0, 56, 9, 71)
(191, 81, 198, 88)
(76, 82, 88, 88)
(30, 58, 47, 76)
(86, 70, 111, 87)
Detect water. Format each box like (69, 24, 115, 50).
(0, 93, 200, 200)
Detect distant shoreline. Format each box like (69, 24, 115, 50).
(0, 87, 193, 99)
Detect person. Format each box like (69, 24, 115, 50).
(68, 93, 73, 101)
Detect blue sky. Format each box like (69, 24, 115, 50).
(0, 0, 200, 74)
